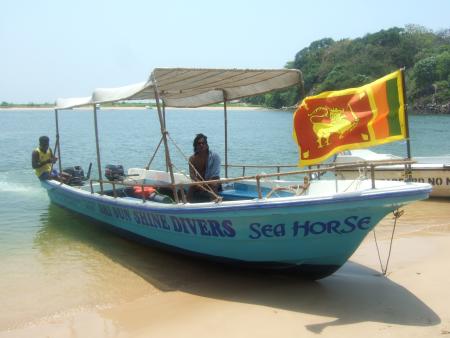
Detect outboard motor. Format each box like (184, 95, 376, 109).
(61, 163, 91, 186)
(105, 164, 125, 181)
(62, 166, 85, 186)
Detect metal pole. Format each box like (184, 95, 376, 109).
(151, 72, 179, 203)
(162, 101, 167, 129)
(54, 109, 62, 174)
(370, 164, 376, 189)
(400, 68, 412, 182)
(162, 101, 168, 172)
(112, 182, 117, 198)
(145, 135, 164, 170)
(93, 104, 103, 193)
(401, 68, 412, 160)
(334, 170, 338, 193)
(50, 135, 58, 175)
(223, 90, 228, 178)
(256, 175, 262, 199)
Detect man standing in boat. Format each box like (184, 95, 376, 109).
(32, 136, 57, 180)
(187, 133, 221, 202)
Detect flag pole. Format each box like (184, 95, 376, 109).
(400, 68, 412, 181)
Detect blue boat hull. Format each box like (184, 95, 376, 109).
(42, 180, 430, 278)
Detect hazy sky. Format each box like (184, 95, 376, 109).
(1, 0, 449, 103)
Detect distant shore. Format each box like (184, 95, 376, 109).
(0, 105, 269, 111)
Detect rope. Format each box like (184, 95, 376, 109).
(266, 176, 310, 198)
(373, 209, 404, 275)
(341, 172, 366, 192)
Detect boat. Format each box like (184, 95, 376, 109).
(335, 149, 450, 197)
(41, 68, 431, 279)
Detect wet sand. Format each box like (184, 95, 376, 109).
(1, 199, 450, 338)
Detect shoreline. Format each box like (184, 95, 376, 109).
(3, 107, 449, 114)
(0, 106, 270, 111)
(1, 199, 449, 338)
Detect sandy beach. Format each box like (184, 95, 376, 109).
(0, 199, 449, 338)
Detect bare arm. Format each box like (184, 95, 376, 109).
(32, 150, 40, 169)
(189, 155, 201, 181)
(189, 160, 201, 181)
(189, 161, 195, 180)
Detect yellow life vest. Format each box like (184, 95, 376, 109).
(35, 147, 53, 177)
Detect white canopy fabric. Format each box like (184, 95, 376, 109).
(56, 68, 302, 109)
(55, 96, 93, 109)
(92, 81, 152, 103)
(153, 68, 302, 107)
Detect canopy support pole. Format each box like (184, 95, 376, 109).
(162, 101, 169, 172)
(162, 101, 167, 129)
(146, 134, 164, 170)
(151, 72, 179, 203)
(222, 90, 228, 178)
(401, 68, 412, 181)
(93, 104, 104, 193)
(54, 109, 62, 174)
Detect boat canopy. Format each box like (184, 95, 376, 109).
(149, 68, 302, 108)
(55, 68, 302, 109)
(92, 81, 151, 104)
(55, 96, 93, 109)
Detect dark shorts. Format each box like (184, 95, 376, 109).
(38, 169, 58, 181)
(187, 176, 222, 202)
(38, 172, 51, 180)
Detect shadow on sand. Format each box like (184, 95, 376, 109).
(35, 204, 440, 333)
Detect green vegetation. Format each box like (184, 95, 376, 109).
(0, 101, 54, 108)
(244, 25, 450, 113)
(0, 101, 155, 109)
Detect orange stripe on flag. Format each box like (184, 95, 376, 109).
(371, 80, 390, 139)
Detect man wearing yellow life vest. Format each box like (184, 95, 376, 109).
(32, 136, 58, 180)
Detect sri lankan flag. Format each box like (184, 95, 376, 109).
(293, 70, 407, 166)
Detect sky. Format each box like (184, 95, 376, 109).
(1, 0, 449, 103)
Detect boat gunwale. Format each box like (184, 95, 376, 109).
(42, 179, 431, 215)
(336, 165, 450, 171)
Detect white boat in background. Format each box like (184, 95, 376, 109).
(335, 149, 450, 197)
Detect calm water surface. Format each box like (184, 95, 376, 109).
(0, 108, 449, 329)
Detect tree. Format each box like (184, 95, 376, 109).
(245, 25, 450, 109)
(435, 51, 450, 80)
(413, 57, 437, 89)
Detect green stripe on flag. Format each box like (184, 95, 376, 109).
(386, 78, 401, 136)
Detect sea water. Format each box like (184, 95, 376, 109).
(0, 108, 449, 329)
